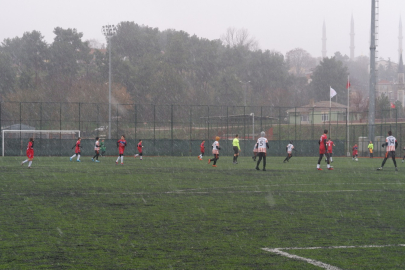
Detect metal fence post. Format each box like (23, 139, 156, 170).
(294, 107, 297, 142)
(260, 106, 263, 132)
(345, 108, 348, 154)
(171, 104, 174, 156)
(20, 102, 22, 155)
(243, 106, 246, 154)
(226, 106, 229, 144)
(39, 102, 42, 132)
(207, 105, 210, 142)
(79, 103, 81, 132)
(60, 102, 62, 156)
(278, 107, 281, 142)
(189, 106, 192, 141)
(135, 104, 137, 140)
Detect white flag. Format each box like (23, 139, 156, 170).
(330, 87, 337, 98)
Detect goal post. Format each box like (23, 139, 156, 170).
(2, 130, 80, 157)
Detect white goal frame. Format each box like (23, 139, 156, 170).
(2, 130, 80, 157)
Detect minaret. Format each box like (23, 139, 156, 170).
(350, 15, 355, 60)
(322, 20, 327, 58)
(398, 54, 404, 105)
(398, 54, 404, 84)
(399, 17, 403, 62)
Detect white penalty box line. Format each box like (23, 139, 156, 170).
(262, 244, 405, 270)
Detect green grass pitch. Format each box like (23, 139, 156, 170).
(1, 155, 405, 269)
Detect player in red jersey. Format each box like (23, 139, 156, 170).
(198, 140, 205, 160)
(116, 135, 127, 165)
(21, 138, 34, 168)
(317, 129, 332, 170)
(134, 139, 143, 160)
(70, 137, 82, 162)
(325, 138, 336, 163)
(352, 143, 358, 161)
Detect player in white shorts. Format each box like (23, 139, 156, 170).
(283, 141, 296, 163)
(208, 136, 221, 167)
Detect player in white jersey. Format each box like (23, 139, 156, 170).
(283, 141, 296, 163)
(255, 131, 269, 171)
(377, 131, 398, 171)
(92, 137, 101, 162)
(208, 136, 221, 167)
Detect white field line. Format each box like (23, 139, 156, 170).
(262, 244, 405, 270)
(1, 182, 404, 196)
(263, 248, 342, 270)
(0, 189, 392, 196)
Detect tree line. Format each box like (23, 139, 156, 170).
(0, 21, 376, 110)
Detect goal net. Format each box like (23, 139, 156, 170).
(2, 130, 80, 156)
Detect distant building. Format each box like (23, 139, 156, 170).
(376, 54, 405, 105)
(286, 101, 347, 125)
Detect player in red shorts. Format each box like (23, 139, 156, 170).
(317, 129, 332, 170)
(134, 139, 143, 160)
(198, 140, 205, 160)
(21, 138, 34, 168)
(116, 135, 127, 165)
(70, 137, 82, 162)
(352, 143, 358, 161)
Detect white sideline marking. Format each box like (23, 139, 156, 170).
(263, 248, 341, 270)
(1, 189, 391, 196)
(262, 244, 405, 269)
(1, 188, 399, 196)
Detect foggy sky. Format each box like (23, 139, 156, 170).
(2, 0, 404, 62)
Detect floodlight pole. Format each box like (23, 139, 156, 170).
(368, 0, 376, 142)
(102, 25, 117, 139)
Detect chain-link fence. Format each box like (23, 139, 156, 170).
(1, 101, 404, 157)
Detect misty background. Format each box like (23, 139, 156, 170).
(0, 0, 404, 115)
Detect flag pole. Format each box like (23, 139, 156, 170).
(330, 86, 332, 108)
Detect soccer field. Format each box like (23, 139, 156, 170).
(1, 155, 405, 269)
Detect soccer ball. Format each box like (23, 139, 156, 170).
(355, 158, 358, 161)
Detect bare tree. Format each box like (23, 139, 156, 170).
(86, 39, 103, 49)
(221, 28, 258, 51)
(286, 48, 316, 76)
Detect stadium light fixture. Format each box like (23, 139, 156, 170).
(101, 24, 117, 139)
